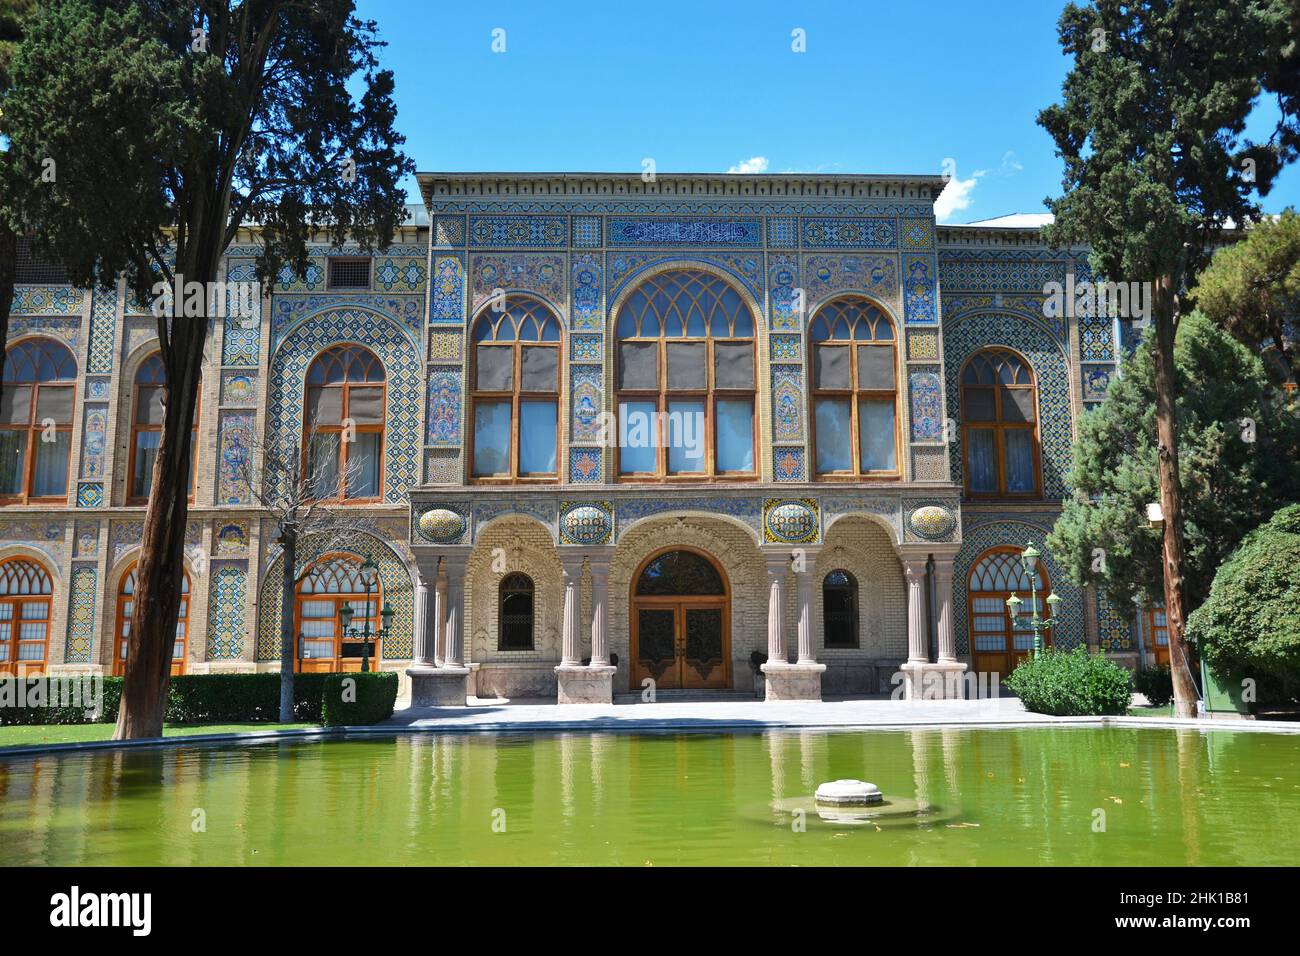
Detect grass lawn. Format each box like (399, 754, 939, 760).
(0, 722, 315, 749)
(1127, 704, 1174, 717)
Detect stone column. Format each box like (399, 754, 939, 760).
(795, 560, 816, 665)
(764, 552, 788, 664)
(556, 551, 616, 704)
(934, 558, 957, 664)
(434, 569, 447, 667)
(589, 557, 610, 666)
(898, 551, 966, 700)
(442, 554, 467, 667)
(412, 577, 432, 667)
(406, 552, 471, 706)
(904, 559, 930, 665)
(559, 553, 584, 666)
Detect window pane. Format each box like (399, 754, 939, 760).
(858, 399, 896, 471)
(475, 345, 514, 391)
(619, 401, 657, 473)
(132, 431, 161, 498)
(519, 401, 557, 474)
(32, 431, 70, 496)
(1004, 429, 1036, 492)
(0, 386, 30, 425)
(857, 345, 894, 391)
(966, 428, 997, 492)
(346, 431, 381, 498)
(713, 342, 754, 390)
(715, 399, 753, 472)
(667, 400, 706, 473)
(347, 387, 384, 424)
(308, 386, 343, 426)
(619, 342, 659, 390)
(666, 342, 706, 390)
(136, 386, 165, 425)
(815, 345, 851, 389)
(472, 402, 511, 476)
(520, 346, 558, 392)
(35, 386, 74, 425)
(0, 432, 27, 494)
(308, 432, 340, 497)
(1001, 386, 1036, 422)
(815, 399, 853, 472)
(964, 388, 996, 422)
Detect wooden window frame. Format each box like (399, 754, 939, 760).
(821, 569, 860, 649)
(0, 338, 76, 505)
(127, 353, 199, 505)
(293, 552, 383, 672)
(959, 348, 1043, 499)
(302, 344, 386, 504)
(613, 271, 758, 483)
(113, 564, 189, 676)
(808, 298, 901, 481)
(0, 557, 53, 676)
(468, 298, 562, 484)
(966, 546, 1053, 675)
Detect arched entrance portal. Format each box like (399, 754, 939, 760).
(967, 546, 1052, 678)
(630, 548, 730, 690)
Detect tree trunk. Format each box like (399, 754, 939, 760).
(1152, 273, 1199, 719)
(0, 221, 16, 408)
(113, 272, 210, 739)
(279, 526, 297, 723)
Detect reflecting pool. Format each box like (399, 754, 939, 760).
(2, 727, 1298, 865)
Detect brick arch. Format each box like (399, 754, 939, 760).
(464, 516, 564, 662)
(816, 515, 908, 660)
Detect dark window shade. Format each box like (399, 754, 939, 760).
(964, 388, 996, 422)
(619, 341, 659, 390)
(666, 342, 706, 389)
(15, 239, 69, 284)
(476, 346, 514, 391)
(347, 387, 384, 424)
(327, 258, 371, 289)
(815, 345, 851, 389)
(1, 387, 31, 425)
(36, 386, 75, 424)
(857, 345, 895, 390)
(136, 386, 166, 425)
(1001, 387, 1036, 422)
(713, 342, 754, 389)
(308, 386, 343, 425)
(520, 346, 558, 392)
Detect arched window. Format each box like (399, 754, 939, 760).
(960, 349, 1040, 496)
(294, 553, 382, 672)
(470, 297, 561, 479)
(115, 565, 189, 676)
(498, 572, 535, 650)
(615, 270, 756, 479)
(0, 557, 53, 675)
(1146, 603, 1170, 667)
(822, 569, 859, 648)
(809, 298, 898, 476)
(967, 547, 1051, 678)
(305, 345, 385, 501)
(129, 353, 199, 502)
(0, 339, 76, 502)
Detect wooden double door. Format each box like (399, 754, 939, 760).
(630, 549, 730, 690)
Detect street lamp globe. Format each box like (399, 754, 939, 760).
(1020, 541, 1041, 576)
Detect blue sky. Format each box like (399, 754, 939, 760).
(357, 0, 1299, 222)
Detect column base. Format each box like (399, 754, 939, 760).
(761, 661, 826, 701)
(555, 664, 617, 704)
(898, 661, 969, 700)
(406, 665, 471, 706)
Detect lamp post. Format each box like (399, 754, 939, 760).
(1005, 541, 1061, 658)
(339, 557, 393, 673)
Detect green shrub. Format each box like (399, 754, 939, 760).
(1133, 666, 1174, 707)
(1005, 646, 1134, 716)
(1187, 503, 1300, 699)
(321, 672, 399, 726)
(0, 676, 122, 725)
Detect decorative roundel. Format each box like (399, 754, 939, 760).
(418, 508, 465, 543)
(765, 500, 818, 544)
(561, 504, 610, 544)
(909, 505, 955, 540)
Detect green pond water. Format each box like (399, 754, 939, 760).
(2, 727, 1298, 866)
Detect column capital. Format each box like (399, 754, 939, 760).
(902, 560, 929, 583)
(438, 549, 471, 580)
(761, 549, 791, 575)
(559, 551, 587, 579)
(584, 547, 615, 578)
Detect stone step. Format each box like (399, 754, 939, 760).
(614, 689, 762, 704)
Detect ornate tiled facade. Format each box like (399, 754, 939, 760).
(1, 174, 1149, 696)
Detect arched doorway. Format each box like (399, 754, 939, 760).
(114, 565, 189, 676)
(0, 557, 53, 675)
(967, 546, 1052, 678)
(294, 553, 383, 672)
(630, 548, 730, 689)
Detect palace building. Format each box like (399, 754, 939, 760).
(1, 172, 1158, 703)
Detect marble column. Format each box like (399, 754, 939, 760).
(434, 569, 447, 667)
(795, 561, 816, 665)
(406, 552, 470, 706)
(589, 558, 610, 666)
(904, 559, 930, 665)
(761, 547, 824, 701)
(412, 578, 432, 667)
(442, 554, 467, 667)
(764, 552, 789, 664)
(556, 551, 616, 704)
(934, 558, 957, 664)
(559, 554, 584, 666)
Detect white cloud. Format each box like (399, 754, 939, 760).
(1000, 150, 1023, 173)
(727, 156, 769, 174)
(934, 173, 980, 223)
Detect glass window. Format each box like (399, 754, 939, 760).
(619, 401, 658, 474)
(960, 349, 1040, 496)
(472, 401, 512, 476)
(1, 339, 77, 502)
(302, 345, 385, 500)
(814, 399, 853, 473)
(519, 401, 558, 474)
(498, 573, 535, 651)
(715, 399, 754, 472)
(858, 399, 896, 472)
(822, 569, 858, 648)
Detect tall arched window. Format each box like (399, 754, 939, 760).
(498, 572, 535, 650)
(967, 547, 1051, 678)
(129, 353, 199, 502)
(304, 345, 385, 501)
(615, 270, 756, 479)
(960, 349, 1040, 497)
(822, 569, 859, 648)
(809, 298, 898, 477)
(115, 565, 189, 676)
(470, 297, 561, 479)
(0, 557, 53, 675)
(0, 339, 76, 502)
(294, 553, 382, 672)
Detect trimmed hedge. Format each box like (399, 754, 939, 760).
(0, 672, 395, 726)
(1133, 666, 1174, 707)
(321, 672, 399, 726)
(1005, 646, 1134, 716)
